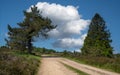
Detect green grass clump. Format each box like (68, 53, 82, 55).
(62, 63, 89, 75)
(0, 48, 40, 75)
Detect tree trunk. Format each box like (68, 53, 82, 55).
(27, 39, 32, 54)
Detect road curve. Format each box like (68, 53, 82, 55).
(37, 56, 120, 75)
(37, 57, 78, 75)
(60, 58, 120, 75)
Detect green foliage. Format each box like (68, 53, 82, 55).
(0, 48, 40, 75)
(62, 50, 68, 56)
(6, 5, 56, 54)
(81, 13, 113, 57)
(63, 53, 120, 73)
(62, 63, 89, 75)
(61, 50, 81, 57)
(33, 47, 56, 54)
(5, 25, 26, 51)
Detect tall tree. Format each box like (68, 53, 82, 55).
(81, 13, 113, 57)
(6, 6, 56, 54)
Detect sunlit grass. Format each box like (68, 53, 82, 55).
(64, 56, 120, 73)
(62, 62, 89, 75)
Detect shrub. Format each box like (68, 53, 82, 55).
(0, 49, 40, 75)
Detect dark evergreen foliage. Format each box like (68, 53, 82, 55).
(6, 25, 26, 50)
(6, 6, 56, 54)
(81, 13, 113, 57)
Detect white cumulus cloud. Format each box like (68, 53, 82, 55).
(28, 2, 90, 50)
(53, 34, 87, 49)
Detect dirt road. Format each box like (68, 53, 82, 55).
(37, 56, 120, 75)
(37, 57, 78, 75)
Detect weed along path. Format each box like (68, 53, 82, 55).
(37, 56, 120, 75)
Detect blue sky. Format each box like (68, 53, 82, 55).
(0, 0, 120, 53)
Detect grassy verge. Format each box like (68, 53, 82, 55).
(64, 56, 120, 73)
(0, 48, 40, 75)
(62, 63, 89, 75)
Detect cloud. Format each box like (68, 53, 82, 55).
(53, 34, 87, 49)
(75, 49, 81, 52)
(28, 2, 90, 50)
(36, 2, 80, 22)
(71, 49, 81, 53)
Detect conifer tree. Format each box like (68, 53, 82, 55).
(6, 6, 56, 54)
(81, 13, 113, 57)
(6, 25, 26, 50)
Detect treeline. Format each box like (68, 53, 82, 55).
(33, 47, 56, 55)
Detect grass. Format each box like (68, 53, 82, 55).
(62, 63, 89, 75)
(64, 55, 120, 73)
(0, 48, 41, 75)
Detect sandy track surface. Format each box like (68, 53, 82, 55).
(60, 58, 120, 75)
(37, 56, 120, 75)
(37, 57, 78, 75)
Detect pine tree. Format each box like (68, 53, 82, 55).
(81, 13, 113, 57)
(6, 6, 56, 54)
(6, 25, 26, 50)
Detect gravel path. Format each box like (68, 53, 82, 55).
(37, 57, 78, 75)
(37, 56, 120, 75)
(60, 58, 120, 75)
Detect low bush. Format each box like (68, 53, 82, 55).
(0, 48, 40, 75)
